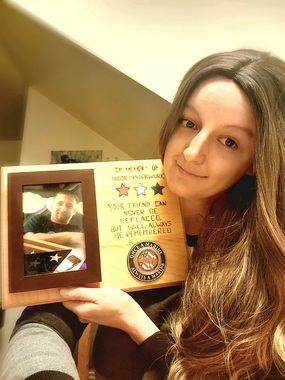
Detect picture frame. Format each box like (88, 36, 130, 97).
(3, 167, 101, 295)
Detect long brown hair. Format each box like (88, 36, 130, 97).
(160, 49, 285, 379)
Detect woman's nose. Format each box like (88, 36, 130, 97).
(184, 133, 207, 165)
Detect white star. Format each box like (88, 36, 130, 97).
(50, 253, 62, 262)
(134, 183, 147, 196)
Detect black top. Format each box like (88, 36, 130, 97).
(23, 214, 83, 234)
(139, 234, 198, 377)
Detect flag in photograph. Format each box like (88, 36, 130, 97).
(24, 249, 72, 276)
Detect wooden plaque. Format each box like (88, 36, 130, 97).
(1, 159, 188, 308)
(93, 159, 188, 289)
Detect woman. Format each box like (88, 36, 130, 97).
(2, 49, 285, 379)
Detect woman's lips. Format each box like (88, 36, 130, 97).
(177, 163, 207, 178)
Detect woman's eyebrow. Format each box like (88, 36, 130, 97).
(223, 124, 255, 138)
(184, 104, 196, 111)
(182, 104, 199, 116)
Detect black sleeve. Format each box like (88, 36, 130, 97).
(139, 331, 172, 378)
(26, 372, 75, 380)
(92, 288, 182, 380)
(12, 302, 86, 352)
(136, 288, 182, 378)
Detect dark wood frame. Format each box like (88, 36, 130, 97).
(7, 169, 101, 292)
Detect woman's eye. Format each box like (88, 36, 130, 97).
(181, 119, 196, 129)
(220, 137, 238, 149)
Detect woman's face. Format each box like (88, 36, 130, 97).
(164, 77, 256, 203)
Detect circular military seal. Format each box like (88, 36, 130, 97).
(127, 241, 166, 281)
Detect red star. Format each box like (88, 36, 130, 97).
(116, 183, 130, 196)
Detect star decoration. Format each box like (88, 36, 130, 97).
(116, 183, 130, 197)
(29, 258, 41, 269)
(134, 183, 147, 196)
(151, 182, 165, 195)
(50, 253, 62, 262)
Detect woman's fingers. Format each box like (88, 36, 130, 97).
(60, 286, 159, 343)
(60, 287, 103, 303)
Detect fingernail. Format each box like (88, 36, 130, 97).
(59, 288, 69, 297)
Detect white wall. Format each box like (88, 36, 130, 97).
(20, 87, 132, 165)
(7, 0, 285, 101)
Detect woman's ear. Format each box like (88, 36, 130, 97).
(246, 161, 256, 176)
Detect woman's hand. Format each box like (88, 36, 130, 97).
(60, 287, 159, 344)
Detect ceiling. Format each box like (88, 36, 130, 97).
(0, 1, 170, 158)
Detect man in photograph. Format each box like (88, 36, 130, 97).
(24, 190, 84, 248)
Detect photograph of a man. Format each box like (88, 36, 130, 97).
(24, 189, 84, 248)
